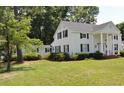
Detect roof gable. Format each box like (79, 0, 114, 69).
(54, 21, 121, 37)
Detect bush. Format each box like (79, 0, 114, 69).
(42, 53, 50, 59)
(64, 53, 71, 61)
(89, 53, 94, 58)
(23, 53, 42, 61)
(3, 53, 42, 62)
(93, 51, 103, 59)
(48, 52, 71, 61)
(77, 53, 89, 60)
(120, 50, 124, 57)
(71, 54, 78, 60)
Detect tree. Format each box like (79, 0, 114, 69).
(12, 6, 45, 63)
(116, 22, 124, 41)
(0, 7, 42, 72)
(65, 6, 99, 24)
(28, 6, 69, 44)
(28, 6, 99, 45)
(13, 6, 23, 63)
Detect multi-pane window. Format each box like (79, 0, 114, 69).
(45, 48, 50, 53)
(114, 44, 118, 51)
(80, 44, 89, 52)
(80, 33, 89, 39)
(55, 46, 61, 53)
(63, 30, 68, 38)
(114, 35, 118, 40)
(63, 45, 69, 53)
(57, 32, 62, 39)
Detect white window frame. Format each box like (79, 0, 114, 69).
(80, 44, 89, 52)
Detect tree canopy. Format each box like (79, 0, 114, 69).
(0, 7, 42, 71)
(28, 6, 99, 45)
(116, 22, 124, 41)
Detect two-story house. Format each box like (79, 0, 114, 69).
(49, 21, 122, 56)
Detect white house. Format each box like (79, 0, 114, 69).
(49, 21, 122, 56)
(38, 45, 51, 54)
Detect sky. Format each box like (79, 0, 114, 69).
(97, 6, 124, 25)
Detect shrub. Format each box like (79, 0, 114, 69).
(64, 53, 71, 61)
(120, 50, 124, 57)
(93, 51, 103, 59)
(48, 52, 71, 61)
(24, 53, 42, 61)
(3, 53, 42, 62)
(89, 53, 94, 58)
(71, 54, 78, 60)
(77, 53, 89, 60)
(48, 53, 57, 61)
(42, 53, 50, 59)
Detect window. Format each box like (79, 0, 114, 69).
(57, 32, 62, 39)
(45, 48, 50, 53)
(114, 44, 118, 51)
(114, 35, 118, 40)
(63, 29, 68, 38)
(63, 45, 69, 53)
(80, 33, 88, 39)
(80, 44, 89, 52)
(55, 46, 61, 53)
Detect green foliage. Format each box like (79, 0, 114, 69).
(48, 52, 70, 61)
(120, 50, 124, 57)
(93, 51, 103, 59)
(116, 22, 124, 40)
(41, 53, 50, 59)
(71, 54, 78, 60)
(65, 6, 99, 24)
(28, 6, 68, 44)
(5, 53, 42, 61)
(23, 53, 42, 61)
(28, 6, 99, 44)
(0, 7, 43, 71)
(77, 53, 89, 60)
(89, 53, 94, 58)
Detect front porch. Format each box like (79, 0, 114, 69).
(92, 32, 119, 56)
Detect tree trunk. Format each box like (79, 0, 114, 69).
(16, 44, 23, 63)
(13, 6, 24, 63)
(6, 35, 11, 72)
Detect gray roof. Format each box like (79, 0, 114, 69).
(59, 21, 113, 32)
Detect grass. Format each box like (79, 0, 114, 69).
(0, 58, 124, 85)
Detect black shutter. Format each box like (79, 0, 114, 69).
(63, 31, 65, 38)
(60, 32, 62, 39)
(68, 45, 69, 52)
(80, 44, 83, 52)
(63, 45, 65, 52)
(66, 30, 68, 37)
(87, 33, 89, 39)
(87, 44, 89, 52)
(80, 33, 82, 39)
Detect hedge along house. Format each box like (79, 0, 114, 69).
(49, 21, 122, 56)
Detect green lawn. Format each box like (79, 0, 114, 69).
(0, 58, 124, 85)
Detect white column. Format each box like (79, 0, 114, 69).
(100, 33, 103, 53)
(106, 33, 109, 55)
(112, 34, 115, 55)
(91, 34, 94, 53)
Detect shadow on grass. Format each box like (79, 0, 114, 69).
(0, 66, 35, 74)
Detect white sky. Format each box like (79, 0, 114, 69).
(97, 6, 124, 24)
